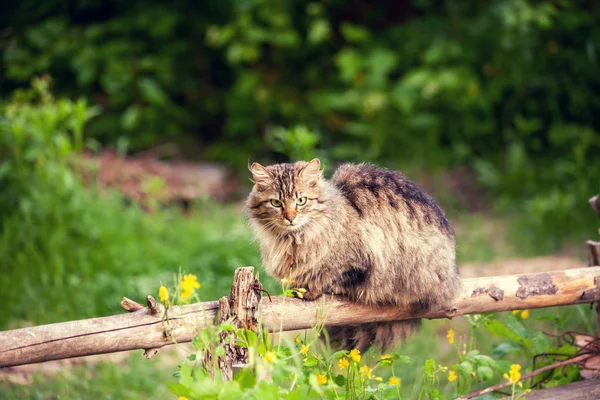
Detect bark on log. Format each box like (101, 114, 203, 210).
(204, 267, 262, 380)
(588, 240, 600, 267)
(2, 267, 600, 368)
(516, 379, 600, 400)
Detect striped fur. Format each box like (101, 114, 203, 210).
(245, 159, 460, 351)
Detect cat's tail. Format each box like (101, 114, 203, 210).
(327, 320, 420, 352)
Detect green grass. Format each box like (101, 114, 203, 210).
(0, 194, 263, 329)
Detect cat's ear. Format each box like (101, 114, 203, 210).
(250, 162, 274, 190)
(300, 158, 321, 186)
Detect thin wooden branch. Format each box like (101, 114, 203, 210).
(457, 353, 593, 400)
(1, 267, 600, 368)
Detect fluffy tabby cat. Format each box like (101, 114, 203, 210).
(245, 158, 460, 351)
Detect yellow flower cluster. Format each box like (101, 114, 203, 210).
(359, 365, 372, 378)
(158, 285, 169, 303)
(300, 344, 310, 355)
(338, 358, 349, 369)
(388, 376, 401, 386)
(380, 354, 392, 360)
(448, 370, 457, 382)
(512, 309, 529, 319)
(181, 274, 200, 300)
(349, 349, 361, 362)
(447, 329, 455, 344)
(504, 364, 521, 384)
(264, 352, 277, 363)
(316, 374, 327, 385)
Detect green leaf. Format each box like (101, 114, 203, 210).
(473, 355, 496, 368)
(458, 361, 474, 376)
(476, 366, 494, 381)
(505, 315, 531, 340)
(334, 48, 363, 82)
(493, 342, 522, 357)
(137, 78, 167, 105)
(532, 332, 550, 354)
(330, 350, 349, 359)
(179, 362, 193, 387)
(340, 22, 370, 43)
(334, 374, 347, 386)
(168, 382, 191, 397)
(121, 104, 141, 131)
(234, 368, 256, 389)
(215, 345, 226, 358)
(303, 356, 319, 367)
(254, 380, 280, 400)
(308, 19, 330, 44)
(466, 350, 480, 360)
(218, 381, 243, 400)
(484, 319, 532, 349)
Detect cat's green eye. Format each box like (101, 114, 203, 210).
(270, 199, 282, 207)
(296, 197, 307, 206)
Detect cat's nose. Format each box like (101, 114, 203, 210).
(284, 211, 296, 223)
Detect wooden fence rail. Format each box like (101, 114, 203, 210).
(2, 266, 600, 368)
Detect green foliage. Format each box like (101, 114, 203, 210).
(0, 81, 262, 328)
(4, 0, 599, 250)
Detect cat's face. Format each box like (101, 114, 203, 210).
(246, 159, 324, 233)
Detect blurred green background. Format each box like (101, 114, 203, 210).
(1, 0, 599, 398)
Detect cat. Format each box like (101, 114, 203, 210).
(245, 158, 460, 351)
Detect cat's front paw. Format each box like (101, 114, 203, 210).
(294, 289, 323, 301)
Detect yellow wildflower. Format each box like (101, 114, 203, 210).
(316, 374, 327, 385)
(294, 336, 302, 344)
(338, 358, 349, 369)
(505, 364, 521, 383)
(264, 352, 277, 363)
(349, 349, 361, 362)
(512, 310, 520, 315)
(158, 285, 169, 303)
(380, 354, 392, 360)
(521, 310, 529, 319)
(181, 274, 200, 300)
(388, 376, 401, 386)
(179, 397, 188, 400)
(448, 370, 457, 382)
(359, 365, 372, 378)
(374, 377, 382, 382)
(300, 344, 309, 355)
(447, 329, 455, 344)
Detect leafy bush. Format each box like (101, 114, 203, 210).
(0, 79, 262, 328)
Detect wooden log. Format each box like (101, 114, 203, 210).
(2, 267, 600, 368)
(516, 379, 600, 400)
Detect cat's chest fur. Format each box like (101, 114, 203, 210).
(258, 227, 341, 284)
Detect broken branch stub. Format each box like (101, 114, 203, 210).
(204, 267, 262, 380)
(589, 194, 600, 218)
